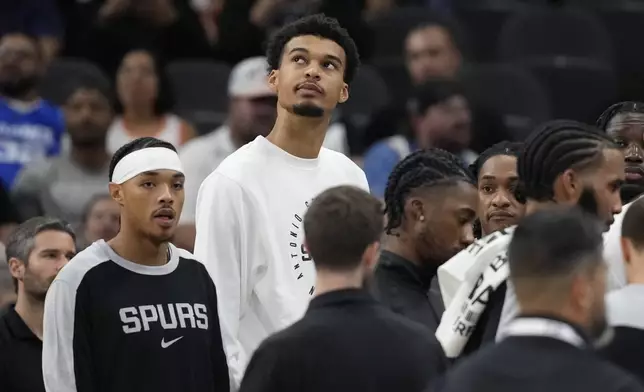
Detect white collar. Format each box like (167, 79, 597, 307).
(499, 317, 587, 348)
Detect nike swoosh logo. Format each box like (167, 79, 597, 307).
(161, 336, 184, 348)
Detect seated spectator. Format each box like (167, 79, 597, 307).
(12, 77, 113, 227)
(0, 1, 63, 64)
(362, 18, 507, 156)
(363, 79, 476, 198)
(107, 49, 196, 154)
(76, 194, 120, 251)
(88, 0, 211, 77)
(175, 56, 276, 249)
(0, 33, 65, 189)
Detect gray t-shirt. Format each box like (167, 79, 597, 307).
(12, 156, 109, 226)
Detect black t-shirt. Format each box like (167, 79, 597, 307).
(0, 305, 45, 392)
(42, 241, 229, 392)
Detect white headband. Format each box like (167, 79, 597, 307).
(111, 147, 184, 184)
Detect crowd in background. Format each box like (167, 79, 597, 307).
(1, 0, 644, 390)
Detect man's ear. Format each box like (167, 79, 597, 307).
(268, 70, 278, 94)
(554, 168, 581, 203)
(622, 236, 634, 266)
(108, 183, 124, 206)
(8, 257, 25, 281)
(363, 241, 380, 270)
(339, 83, 349, 104)
(405, 197, 426, 224)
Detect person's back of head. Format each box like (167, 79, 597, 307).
(303, 185, 382, 291)
(508, 206, 607, 339)
(620, 197, 644, 285)
(518, 119, 624, 230)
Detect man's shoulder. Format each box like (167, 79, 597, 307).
(55, 242, 111, 288)
(319, 147, 367, 186)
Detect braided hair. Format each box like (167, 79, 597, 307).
(384, 148, 474, 234)
(596, 101, 644, 131)
(517, 120, 617, 202)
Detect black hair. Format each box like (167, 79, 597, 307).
(114, 48, 175, 115)
(409, 79, 466, 116)
(596, 101, 644, 131)
(469, 141, 523, 180)
(508, 206, 604, 281)
(265, 13, 361, 85)
(517, 120, 617, 202)
(384, 148, 474, 234)
(109, 137, 177, 181)
(62, 75, 114, 109)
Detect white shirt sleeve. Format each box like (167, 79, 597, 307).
(42, 279, 84, 392)
(194, 173, 256, 391)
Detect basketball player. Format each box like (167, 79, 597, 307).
(435, 120, 624, 359)
(194, 14, 368, 387)
(42, 137, 229, 392)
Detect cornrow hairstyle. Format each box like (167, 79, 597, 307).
(469, 141, 523, 180)
(108, 137, 177, 181)
(596, 101, 644, 131)
(517, 120, 617, 202)
(384, 148, 474, 235)
(470, 141, 523, 238)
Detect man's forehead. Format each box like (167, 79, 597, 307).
(284, 35, 346, 61)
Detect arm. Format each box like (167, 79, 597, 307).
(194, 173, 253, 390)
(204, 268, 230, 390)
(43, 280, 94, 392)
(11, 164, 47, 221)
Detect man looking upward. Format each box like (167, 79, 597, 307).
(194, 14, 368, 388)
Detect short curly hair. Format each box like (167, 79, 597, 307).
(265, 13, 360, 85)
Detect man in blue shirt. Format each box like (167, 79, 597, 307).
(0, 33, 65, 189)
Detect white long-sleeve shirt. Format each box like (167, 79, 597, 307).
(194, 136, 368, 389)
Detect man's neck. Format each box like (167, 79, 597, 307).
(266, 109, 329, 159)
(108, 228, 169, 266)
(383, 235, 421, 266)
(14, 293, 44, 340)
(314, 269, 363, 297)
(71, 144, 110, 171)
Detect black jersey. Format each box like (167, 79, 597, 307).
(42, 240, 229, 392)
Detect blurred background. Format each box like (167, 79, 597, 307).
(0, 0, 642, 252)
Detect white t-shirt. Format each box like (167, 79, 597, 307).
(193, 136, 368, 388)
(179, 123, 350, 225)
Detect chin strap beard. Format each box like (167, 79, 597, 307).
(292, 103, 325, 118)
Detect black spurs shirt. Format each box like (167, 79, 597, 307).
(42, 240, 229, 392)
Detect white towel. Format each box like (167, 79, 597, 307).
(435, 227, 514, 358)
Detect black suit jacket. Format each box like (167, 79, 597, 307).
(240, 289, 447, 392)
